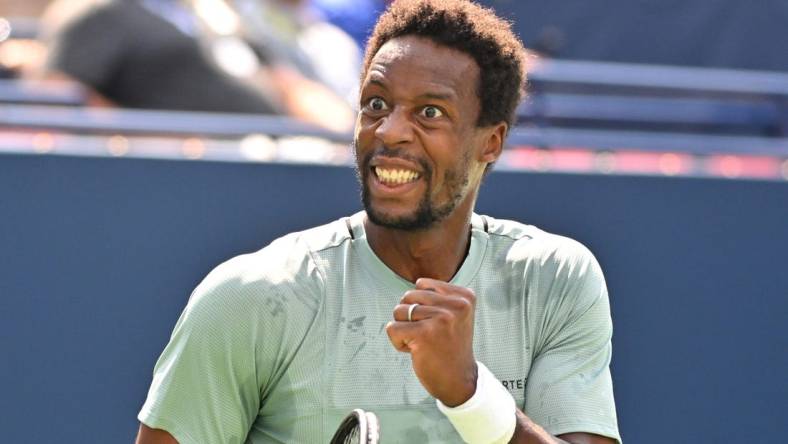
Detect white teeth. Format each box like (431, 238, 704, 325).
(374, 167, 420, 185)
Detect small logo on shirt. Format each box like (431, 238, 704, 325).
(499, 377, 527, 392)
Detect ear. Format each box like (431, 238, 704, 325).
(478, 121, 507, 165)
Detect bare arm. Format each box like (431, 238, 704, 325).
(135, 424, 178, 444)
(262, 65, 355, 132)
(34, 71, 116, 107)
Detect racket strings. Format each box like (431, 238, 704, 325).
(330, 409, 378, 444)
(344, 426, 360, 444)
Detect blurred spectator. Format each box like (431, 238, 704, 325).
(37, 0, 281, 113)
(191, 0, 357, 130)
(33, 0, 356, 131)
(232, 0, 361, 105)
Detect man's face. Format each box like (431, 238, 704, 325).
(354, 36, 490, 230)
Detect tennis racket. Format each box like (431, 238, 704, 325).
(330, 409, 380, 444)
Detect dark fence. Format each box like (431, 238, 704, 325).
(1, 153, 786, 443)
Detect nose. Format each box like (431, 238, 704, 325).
(374, 107, 415, 147)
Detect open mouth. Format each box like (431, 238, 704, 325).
(373, 166, 421, 186)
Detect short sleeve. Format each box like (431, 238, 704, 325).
(138, 235, 323, 443)
(524, 241, 621, 443)
(45, 3, 126, 90)
(138, 270, 264, 444)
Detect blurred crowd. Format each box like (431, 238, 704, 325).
(3, 0, 784, 145)
(0, 0, 395, 132)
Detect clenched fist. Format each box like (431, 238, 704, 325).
(385, 277, 479, 407)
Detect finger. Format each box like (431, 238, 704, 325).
(400, 289, 454, 306)
(415, 278, 476, 304)
(392, 303, 448, 322)
(415, 277, 464, 293)
(401, 290, 474, 316)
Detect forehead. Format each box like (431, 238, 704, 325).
(364, 35, 480, 104)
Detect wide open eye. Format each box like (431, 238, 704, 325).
(365, 97, 389, 112)
(420, 106, 443, 119)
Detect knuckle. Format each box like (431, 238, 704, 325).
(384, 321, 396, 336)
(463, 288, 477, 304)
(451, 297, 474, 316)
(435, 312, 452, 326)
(416, 277, 433, 287)
(401, 290, 417, 303)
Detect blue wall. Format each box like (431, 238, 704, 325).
(1, 153, 787, 443)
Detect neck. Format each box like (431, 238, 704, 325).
(364, 196, 477, 284)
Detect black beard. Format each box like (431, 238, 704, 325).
(354, 142, 469, 231)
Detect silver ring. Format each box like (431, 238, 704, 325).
(407, 303, 419, 322)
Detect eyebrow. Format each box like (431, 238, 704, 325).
(363, 75, 458, 103)
(366, 78, 387, 89)
(415, 92, 455, 102)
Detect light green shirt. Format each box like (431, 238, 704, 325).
(139, 212, 621, 443)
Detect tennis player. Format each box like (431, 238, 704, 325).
(136, 1, 621, 443)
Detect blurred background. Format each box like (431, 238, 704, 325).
(1, 0, 787, 442)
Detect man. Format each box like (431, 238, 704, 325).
(137, 1, 621, 443)
(39, 0, 281, 112)
(38, 0, 356, 131)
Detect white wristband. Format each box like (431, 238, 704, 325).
(436, 361, 517, 444)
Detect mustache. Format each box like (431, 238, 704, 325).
(353, 142, 432, 176)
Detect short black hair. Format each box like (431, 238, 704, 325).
(363, 0, 526, 129)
